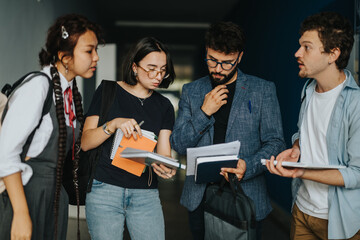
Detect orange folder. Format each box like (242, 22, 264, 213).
(111, 135, 157, 176)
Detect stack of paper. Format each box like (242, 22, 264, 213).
(186, 141, 241, 183)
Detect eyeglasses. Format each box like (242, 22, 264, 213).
(204, 53, 240, 71)
(136, 65, 169, 79)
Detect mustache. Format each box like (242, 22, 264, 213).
(296, 58, 304, 65)
(211, 72, 226, 78)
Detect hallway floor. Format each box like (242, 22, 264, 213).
(67, 171, 290, 240)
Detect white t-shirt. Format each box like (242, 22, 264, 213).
(296, 79, 346, 219)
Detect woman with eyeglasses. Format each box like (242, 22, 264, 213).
(81, 37, 176, 240)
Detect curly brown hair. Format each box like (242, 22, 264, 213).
(300, 12, 354, 70)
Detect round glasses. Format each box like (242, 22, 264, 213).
(137, 65, 169, 79)
(204, 53, 240, 71)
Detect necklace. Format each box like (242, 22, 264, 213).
(137, 90, 153, 106)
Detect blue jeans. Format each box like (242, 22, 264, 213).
(86, 179, 165, 240)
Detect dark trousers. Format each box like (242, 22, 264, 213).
(188, 197, 263, 240)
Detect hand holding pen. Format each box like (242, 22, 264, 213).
(112, 118, 144, 139)
(130, 120, 144, 140)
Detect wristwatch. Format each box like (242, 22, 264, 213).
(102, 122, 114, 135)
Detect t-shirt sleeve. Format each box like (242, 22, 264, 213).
(161, 98, 175, 131)
(86, 83, 103, 117)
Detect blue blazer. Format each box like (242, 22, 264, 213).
(170, 70, 286, 220)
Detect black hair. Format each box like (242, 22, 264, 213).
(38, 13, 102, 240)
(39, 13, 104, 66)
(122, 37, 175, 88)
(300, 12, 354, 70)
(205, 21, 246, 54)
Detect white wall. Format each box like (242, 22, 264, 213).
(0, 0, 97, 87)
(0, 0, 54, 86)
(96, 44, 117, 86)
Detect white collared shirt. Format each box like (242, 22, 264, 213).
(0, 65, 76, 192)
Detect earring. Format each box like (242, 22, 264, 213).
(65, 65, 68, 74)
(134, 72, 138, 77)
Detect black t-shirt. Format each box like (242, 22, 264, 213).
(86, 82, 175, 189)
(212, 80, 236, 144)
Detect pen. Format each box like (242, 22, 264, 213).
(248, 100, 251, 113)
(134, 120, 144, 132)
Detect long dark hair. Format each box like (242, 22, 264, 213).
(38, 13, 103, 239)
(122, 37, 175, 88)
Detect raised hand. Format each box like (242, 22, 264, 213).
(201, 85, 229, 116)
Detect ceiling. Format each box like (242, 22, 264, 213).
(97, 0, 239, 46)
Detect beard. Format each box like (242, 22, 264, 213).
(298, 69, 308, 78)
(209, 66, 238, 87)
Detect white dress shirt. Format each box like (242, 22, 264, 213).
(0, 65, 76, 193)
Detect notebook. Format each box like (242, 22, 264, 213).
(195, 155, 238, 183)
(260, 159, 346, 169)
(120, 147, 186, 170)
(110, 129, 157, 176)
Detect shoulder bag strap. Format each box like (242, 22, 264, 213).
(300, 78, 314, 103)
(86, 80, 117, 192)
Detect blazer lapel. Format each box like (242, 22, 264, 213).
(226, 70, 249, 139)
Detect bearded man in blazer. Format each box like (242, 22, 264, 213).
(170, 21, 286, 240)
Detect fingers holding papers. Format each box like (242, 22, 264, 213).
(152, 163, 176, 179)
(265, 155, 305, 178)
(220, 159, 246, 182)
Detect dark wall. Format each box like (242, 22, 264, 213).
(223, 0, 355, 211)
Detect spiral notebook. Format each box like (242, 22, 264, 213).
(110, 129, 157, 176)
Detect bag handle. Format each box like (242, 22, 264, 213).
(228, 173, 257, 229)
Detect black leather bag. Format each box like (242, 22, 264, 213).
(62, 80, 117, 206)
(204, 174, 257, 240)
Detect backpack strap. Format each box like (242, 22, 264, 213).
(1, 72, 53, 162)
(86, 80, 117, 192)
(300, 78, 314, 103)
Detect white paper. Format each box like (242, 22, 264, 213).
(186, 141, 240, 176)
(260, 159, 346, 169)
